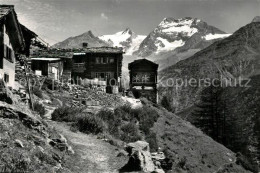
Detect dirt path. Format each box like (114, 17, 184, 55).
(48, 121, 128, 173)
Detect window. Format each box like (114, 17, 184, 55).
(96, 57, 111, 64)
(109, 58, 115, 63)
(95, 72, 105, 78)
(4, 45, 13, 62)
(94, 72, 114, 79)
(4, 73, 9, 83)
(96, 57, 100, 64)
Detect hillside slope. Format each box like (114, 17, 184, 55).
(150, 104, 251, 173)
(158, 20, 260, 170)
(159, 20, 260, 111)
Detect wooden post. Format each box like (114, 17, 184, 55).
(22, 56, 34, 110)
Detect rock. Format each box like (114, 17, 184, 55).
(252, 16, 260, 23)
(58, 134, 67, 143)
(117, 149, 128, 157)
(67, 145, 75, 155)
(0, 79, 13, 104)
(37, 146, 45, 153)
(155, 168, 165, 173)
(14, 139, 24, 148)
(49, 134, 74, 154)
(120, 141, 155, 172)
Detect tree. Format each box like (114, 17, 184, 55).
(192, 84, 225, 143)
(161, 95, 174, 113)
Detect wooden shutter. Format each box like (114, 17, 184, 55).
(3, 45, 6, 58)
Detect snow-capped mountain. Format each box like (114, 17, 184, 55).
(52, 17, 230, 71)
(134, 17, 230, 57)
(98, 28, 146, 55)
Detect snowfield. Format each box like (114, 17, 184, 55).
(204, 33, 231, 40)
(156, 37, 184, 53)
(99, 29, 146, 55)
(159, 18, 198, 36)
(99, 30, 131, 47)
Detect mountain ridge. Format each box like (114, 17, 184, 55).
(133, 17, 229, 57)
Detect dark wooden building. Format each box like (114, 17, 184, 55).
(128, 59, 159, 103)
(72, 47, 124, 87)
(30, 49, 73, 81)
(31, 58, 63, 80)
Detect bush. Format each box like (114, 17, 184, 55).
(236, 152, 259, 173)
(138, 106, 159, 135)
(145, 132, 158, 152)
(32, 87, 43, 99)
(96, 109, 121, 137)
(161, 95, 174, 112)
(120, 122, 142, 143)
(76, 114, 105, 135)
(33, 102, 46, 117)
(51, 106, 83, 122)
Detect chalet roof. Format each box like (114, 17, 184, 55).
(31, 58, 61, 61)
(20, 24, 38, 38)
(0, 5, 12, 21)
(128, 58, 159, 70)
(30, 47, 124, 59)
(84, 47, 124, 54)
(30, 49, 74, 59)
(0, 5, 26, 52)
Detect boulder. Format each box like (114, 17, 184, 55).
(120, 141, 155, 172)
(252, 16, 260, 23)
(0, 79, 13, 104)
(14, 139, 24, 148)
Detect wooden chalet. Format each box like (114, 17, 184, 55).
(31, 58, 63, 80)
(128, 59, 159, 103)
(30, 49, 73, 81)
(0, 5, 37, 88)
(72, 47, 124, 88)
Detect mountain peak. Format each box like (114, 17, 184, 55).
(82, 30, 95, 37)
(252, 16, 260, 23)
(122, 28, 133, 35)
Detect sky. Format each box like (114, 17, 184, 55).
(1, 0, 259, 45)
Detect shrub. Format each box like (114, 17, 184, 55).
(236, 152, 259, 173)
(120, 122, 142, 143)
(76, 114, 105, 135)
(177, 157, 187, 169)
(51, 106, 83, 122)
(32, 87, 43, 99)
(96, 109, 121, 137)
(138, 106, 159, 135)
(145, 132, 158, 152)
(161, 95, 174, 112)
(33, 102, 46, 117)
